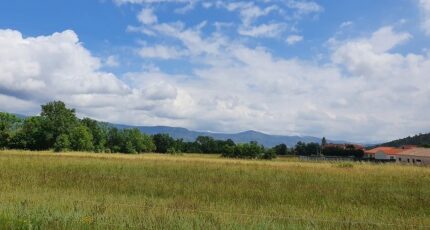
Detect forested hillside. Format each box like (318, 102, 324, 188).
(379, 133, 430, 147)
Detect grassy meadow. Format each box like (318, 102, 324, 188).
(0, 150, 429, 229)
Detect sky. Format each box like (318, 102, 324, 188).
(0, 0, 430, 143)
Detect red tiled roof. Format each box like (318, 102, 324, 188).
(397, 148, 430, 157)
(365, 147, 406, 155)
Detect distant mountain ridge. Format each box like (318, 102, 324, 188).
(114, 124, 335, 147)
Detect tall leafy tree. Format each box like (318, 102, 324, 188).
(40, 101, 78, 147)
(152, 134, 175, 153)
(273, 144, 288, 155)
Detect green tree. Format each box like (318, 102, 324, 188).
(152, 134, 175, 153)
(40, 101, 78, 147)
(12, 116, 47, 150)
(224, 141, 265, 159)
(196, 136, 217, 153)
(69, 125, 93, 151)
(262, 148, 277, 159)
(0, 112, 20, 148)
(81, 118, 108, 152)
(53, 134, 71, 152)
(124, 129, 155, 153)
(273, 144, 288, 155)
(295, 141, 307, 156)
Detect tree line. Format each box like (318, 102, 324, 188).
(376, 133, 430, 148)
(0, 101, 365, 159)
(0, 101, 279, 159)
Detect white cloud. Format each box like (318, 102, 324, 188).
(0, 29, 194, 126)
(137, 8, 158, 25)
(331, 26, 412, 76)
(0, 29, 128, 100)
(286, 34, 303, 45)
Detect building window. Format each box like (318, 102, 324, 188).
(407, 159, 410, 163)
(399, 158, 402, 161)
(417, 159, 422, 163)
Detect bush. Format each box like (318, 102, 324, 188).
(222, 141, 267, 159)
(261, 148, 277, 160)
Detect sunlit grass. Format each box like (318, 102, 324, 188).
(0, 150, 429, 229)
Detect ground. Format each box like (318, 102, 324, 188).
(0, 150, 429, 229)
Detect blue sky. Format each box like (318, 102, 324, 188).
(0, 0, 430, 142)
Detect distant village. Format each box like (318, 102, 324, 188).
(315, 143, 430, 165)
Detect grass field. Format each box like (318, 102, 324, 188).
(0, 150, 429, 229)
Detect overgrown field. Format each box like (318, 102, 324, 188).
(0, 150, 429, 229)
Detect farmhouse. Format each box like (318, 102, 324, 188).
(364, 147, 403, 161)
(365, 146, 430, 165)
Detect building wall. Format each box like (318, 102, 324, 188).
(396, 155, 430, 165)
(374, 152, 396, 161)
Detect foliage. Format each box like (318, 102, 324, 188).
(40, 101, 79, 147)
(153, 134, 175, 153)
(294, 142, 321, 156)
(222, 141, 266, 159)
(53, 134, 71, 152)
(69, 125, 94, 152)
(272, 144, 288, 155)
(322, 146, 364, 159)
(1, 101, 277, 159)
(378, 132, 430, 148)
(0, 112, 20, 148)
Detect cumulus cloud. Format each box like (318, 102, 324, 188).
(0, 29, 193, 126)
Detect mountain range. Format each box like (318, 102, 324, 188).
(11, 113, 357, 147)
(114, 124, 341, 147)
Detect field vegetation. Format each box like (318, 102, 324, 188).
(0, 150, 429, 229)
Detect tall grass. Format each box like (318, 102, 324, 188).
(0, 150, 429, 229)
